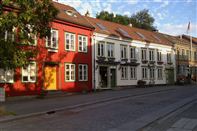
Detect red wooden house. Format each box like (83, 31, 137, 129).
(0, 2, 94, 96)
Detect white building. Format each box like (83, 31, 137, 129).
(86, 17, 176, 90)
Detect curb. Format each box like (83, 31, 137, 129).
(0, 88, 175, 123)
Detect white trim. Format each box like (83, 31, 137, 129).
(65, 63, 75, 82)
(46, 29, 59, 50)
(78, 35, 88, 53)
(22, 62, 37, 83)
(65, 32, 76, 51)
(0, 68, 14, 83)
(78, 64, 88, 81)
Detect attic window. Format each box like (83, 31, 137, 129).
(135, 32, 146, 39)
(152, 35, 161, 42)
(117, 28, 130, 38)
(96, 23, 107, 30)
(65, 10, 77, 17)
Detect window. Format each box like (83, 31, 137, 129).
(0, 69, 14, 83)
(28, 34, 37, 46)
(157, 50, 162, 61)
(150, 68, 155, 79)
(194, 52, 197, 61)
(117, 28, 130, 38)
(96, 23, 107, 30)
(130, 67, 137, 79)
(65, 10, 77, 17)
(186, 50, 190, 60)
(142, 67, 148, 79)
(182, 49, 185, 56)
(46, 29, 58, 49)
(107, 43, 114, 58)
(136, 32, 146, 39)
(78, 35, 88, 52)
(121, 66, 128, 79)
(141, 48, 147, 61)
(157, 68, 163, 80)
(167, 53, 172, 63)
(5, 30, 15, 42)
(97, 41, 105, 57)
(65, 32, 75, 51)
(120, 45, 127, 59)
(78, 64, 88, 81)
(65, 64, 75, 82)
(22, 62, 36, 82)
(130, 46, 136, 59)
(149, 49, 155, 61)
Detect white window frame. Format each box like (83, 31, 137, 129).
(78, 35, 88, 53)
(157, 50, 162, 62)
(22, 62, 37, 83)
(150, 68, 155, 79)
(65, 63, 75, 82)
(121, 66, 128, 80)
(65, 32, 76, 51)
(167, 53, 172, 63)
(46, 29, 59, 50)
(157, 68, 163, 80)
(130, 46, 136, 59)
(141, 48, 147, 61)
(78, 64, 88, 81)
(130, 67, 137, 79)
(120, 45, 127, 59)
(97, 41, 105, 57)
(107, 42, 114, 58)
(149, 49, 155, 61)
(5, 27, 15, 42)
(0, 68, 14, 83)
(142, 67, 148, 79)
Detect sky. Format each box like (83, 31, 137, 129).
(58, 0, 197, 37)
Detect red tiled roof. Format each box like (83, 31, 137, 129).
(52, 2, 94, 29)
(85, 16, 173, 46)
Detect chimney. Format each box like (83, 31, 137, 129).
(85, 10, 90, 17)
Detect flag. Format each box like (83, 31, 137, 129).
(187, 22, 190, 34)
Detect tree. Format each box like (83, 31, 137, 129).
(130, 9, 157, 31)
(0, 0, 58, 69)
(96, 9, 157, 31)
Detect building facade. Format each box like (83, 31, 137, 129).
(0, 2, 94, 96)
(87, 17, 176, 90)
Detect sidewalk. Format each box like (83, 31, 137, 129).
(0, 85, 196, 123)
(142, 100, 197, 131)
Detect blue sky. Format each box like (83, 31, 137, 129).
(58, 0, 197, 37)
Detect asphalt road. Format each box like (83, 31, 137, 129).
(0, 85, 197, 131)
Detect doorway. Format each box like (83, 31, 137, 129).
(99, 66, 108, 88)
(166, 69, 175, 84)
(44, 66, 57, 90)
(110, 69, 116, 88)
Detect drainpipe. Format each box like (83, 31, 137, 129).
(92, 34, 96, 92)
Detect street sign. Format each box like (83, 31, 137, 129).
(0, 88, 5, 102)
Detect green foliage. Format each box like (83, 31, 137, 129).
(96, 9, 157, 31)
(0, 0, 58, 69)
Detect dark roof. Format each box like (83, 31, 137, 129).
(85, 16, 173, 46)
(52, 2, 94, 29)
(181, 35, 197, 45)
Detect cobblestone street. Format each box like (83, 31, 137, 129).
(0, 85, 197, 131)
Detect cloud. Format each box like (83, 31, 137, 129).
(58, 0, 82, 8)
(126, 0, 139, 5)
(159, 23, 197, 37)
(123, 11, 131, 16)
(160, 0, 169, 8)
